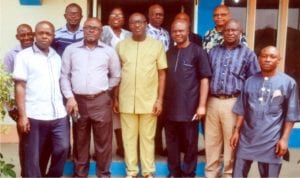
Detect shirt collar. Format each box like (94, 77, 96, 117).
(220, 42, 243, 49)
(76, 39, 105, 48)
(148, 23, 163, 32)
(61, 25, 83, 33)
(32, 43, 56, 57)
(13, 44, 23, 53)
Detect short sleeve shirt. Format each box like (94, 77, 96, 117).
(117, 36, 167, 114)
(233, 72, 300, 163)
(13, 44, 67, 120)
(164, 43, 212, 121)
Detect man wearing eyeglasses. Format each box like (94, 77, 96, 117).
(115, 13, 167, 178)
(202, 5, 247, 53)
(52, 3, 84, 56)
(60, 18, 121, 177)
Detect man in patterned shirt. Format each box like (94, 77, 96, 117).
(146, 3, 170, 51)
(205, 19, 260, 178)
(202, 5, 247, 53)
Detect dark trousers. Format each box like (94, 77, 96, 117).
(20, 117, 69, 177)
(165, 120, 199, 177)
(233, 157, 282, 178)
(74, 92, 112, 177)
(155, 115, 165, 153)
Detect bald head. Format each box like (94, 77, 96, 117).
(148, 4, 164, 28)
(171, 19, 190, 47)
(174, 12, 191, 25)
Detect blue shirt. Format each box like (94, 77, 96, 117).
(233, 72, 300, 163)
(209, 43, 260, 95)
(3, 45, 22, 73)
(164, 43, 212, 121)
(52, 25, 84, 56)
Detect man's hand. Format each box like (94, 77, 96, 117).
(152, 100, 163, 116)
(230, 131, 240, 150)
(194, 106, 206, 121)
(66, 97, 78, 115)
(113, 97, 120, 113)
(17, 116, 30, 134)
(276, 138, 288, 157)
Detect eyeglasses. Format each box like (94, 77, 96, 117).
(83, 26, 102, 32)
(129, 20, 146, 25)
(109, 14, 124, 18)
(213, 13, 228, 17)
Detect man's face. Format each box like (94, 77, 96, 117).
(213, 7, 230, 27)
(35, 23, 54, 50)
(16, 26, 34, 48)
(148, 6, 164, 28)
(223, 21, 241, 46)
(171, 21, 189, 45)
(108, 8, 125, 29)
(129, 14, 147, 39)
(64, 6, 82, 27)
(83, 19, 102, 43)
(259, 46, 280, 73)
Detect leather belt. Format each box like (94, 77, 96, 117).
(75, 91, 106, 100)
(211, 93, 240, 99)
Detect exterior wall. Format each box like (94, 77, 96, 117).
(0, 0, 87, 143)
(0, 0, 87, 58)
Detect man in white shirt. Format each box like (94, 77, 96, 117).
(13, 21, 69, 177)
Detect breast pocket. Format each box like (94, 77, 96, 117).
(268, 95, 284, 115)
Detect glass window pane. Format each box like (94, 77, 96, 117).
(285, 0, 300, 95)
(254, 0, 279, 54)
(224, 0, 247, 33)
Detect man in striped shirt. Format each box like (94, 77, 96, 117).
(52, 3, 83, 56)
(204, 19, 260, 178)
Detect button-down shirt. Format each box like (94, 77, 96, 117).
(60, 40, 121, 98)
(209, 43, 260, 95)
(52, 25, 84, 56)
(146, 23, 170, 51)
(203, 27, 247, 53)
(101, 25, 131, 48)
(3, 45, 23, 73)
(13, 43, 67, 120)
(117, 36, 167, 114)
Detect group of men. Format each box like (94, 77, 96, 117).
(3, 2, 300, 178)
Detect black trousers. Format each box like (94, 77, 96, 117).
(165, 120, 199, 177)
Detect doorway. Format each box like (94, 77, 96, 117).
(97, 0, 195, 32)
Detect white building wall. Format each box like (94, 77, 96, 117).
(0, 0, 88, 59)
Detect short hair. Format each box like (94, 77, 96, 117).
(213, 4, 230, 13)
(148, 3, 164, 15)
(65, 3, 82, 13)
(16, 24, 32, 33)
(35, 21, 55, 33)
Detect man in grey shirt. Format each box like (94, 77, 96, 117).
(60, 18, 121, 177)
